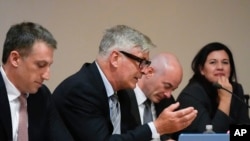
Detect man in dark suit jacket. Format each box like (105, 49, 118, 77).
(119, 53, 184, 141)
(119, 89, 176, 140)
(0, 22, 73, 141)
(52, 25, 197, 141)
(0, 79, 72, 141)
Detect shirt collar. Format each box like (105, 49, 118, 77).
(95, 61, 115, 98)
(134, 84, 147, 106)
(0, 66, 21, 101)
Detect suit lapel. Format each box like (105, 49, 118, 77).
(0, 72, 13, 139)
(127, 90, 142, 125)
(155, 96, 176, 116)
(155, 103, 163, 117)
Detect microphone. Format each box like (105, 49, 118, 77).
(213, 82, 250, 108)
(212, 82, 223, 89)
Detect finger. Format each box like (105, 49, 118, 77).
(165, 102, 180, 112)
(183, 110, 198, 125)
(175, 107, 195, 118)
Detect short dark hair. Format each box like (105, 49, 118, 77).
(2, 22, 57, 64)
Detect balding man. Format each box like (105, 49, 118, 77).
(119, 52, 188, 141)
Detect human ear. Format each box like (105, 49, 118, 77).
(9, 51, 21, 67)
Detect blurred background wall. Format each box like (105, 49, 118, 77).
(1, 0, 249, 106)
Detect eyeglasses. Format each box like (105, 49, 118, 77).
(119, 51, 151, 69)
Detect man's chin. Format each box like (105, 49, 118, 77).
(29, 88, 39, 94)
(123, 83, 136, 90)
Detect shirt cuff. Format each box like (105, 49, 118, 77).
(148, 122, 160, 138)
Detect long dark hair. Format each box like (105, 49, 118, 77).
(189, 42, 238, 117)
(190, 42, 237, 84)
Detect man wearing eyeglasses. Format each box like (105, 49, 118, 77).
(52, 25, 197, 141)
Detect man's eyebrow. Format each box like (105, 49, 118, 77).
(163, 82, 173, 88)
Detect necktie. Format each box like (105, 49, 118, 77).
(109, 93, 121, 134)
(18, 94, 28, 141)
(143, 99, 153, 124)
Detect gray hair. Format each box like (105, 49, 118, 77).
(98, 25, 156, 56)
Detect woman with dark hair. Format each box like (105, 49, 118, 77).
(177, 42, 250, 134)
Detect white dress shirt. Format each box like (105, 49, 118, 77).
(1, 66, 24, 141)
(134, 84, 160, 141)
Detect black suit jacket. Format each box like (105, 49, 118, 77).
(177, 81, 250, 134)
(118, 89, 176, 141)
(0, 72, 73, 141)
(52, 62, 152, 141)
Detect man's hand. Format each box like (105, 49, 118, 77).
(154, 102, 198, 135)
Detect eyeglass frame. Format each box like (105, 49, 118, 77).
(119, 51, 151, 69)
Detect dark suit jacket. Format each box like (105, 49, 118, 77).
(177, 81, 250, 134)
(0, 72, 73, 141)
(118, 89, 176, 141)
(52, 62, 152, 141)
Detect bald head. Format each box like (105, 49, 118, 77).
(138, 52, 183, 102)
(150, 52, 183, 77)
